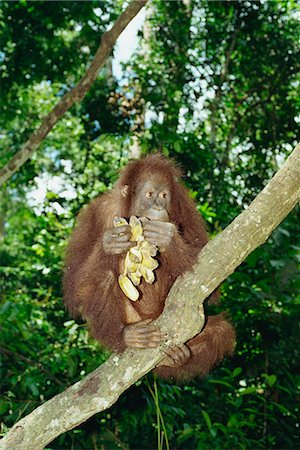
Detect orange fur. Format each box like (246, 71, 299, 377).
(63, 154, 235, 379)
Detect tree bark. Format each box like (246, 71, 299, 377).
(0, 0, 148, 187)
(0, 143, 299, 450)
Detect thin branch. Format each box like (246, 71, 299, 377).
(0, 0, 148, 187)
(0, 348, 64, 387)
(0, 143, 299, 450)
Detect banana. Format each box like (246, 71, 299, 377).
(128, 246, 143, 263)
(124, 252, 139, 274)
(140, 265, 155, 284)
(118, 275, 139, 301)
(142, 255, 159, 270)
(113, 217, 128, 227)
(115, 216, 159, 301)
(129, 215, 144, 242)
(128, 271, 141, 286)
(140, 240, 157, 257)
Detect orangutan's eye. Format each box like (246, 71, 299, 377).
(159, 192, 167, 199)
(146, 191, 153, 198)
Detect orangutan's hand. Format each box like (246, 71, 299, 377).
(103, 225, 134, 254)
(142, 220, 175, 252)
(123, 319, 165, 348)
(157, 344, 191, 367)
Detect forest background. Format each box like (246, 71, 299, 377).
(0, 1, 299, 449)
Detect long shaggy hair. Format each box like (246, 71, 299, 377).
(63, 153, 235, 380)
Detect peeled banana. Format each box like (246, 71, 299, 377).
(114, 216, 159, 301)
(118, 274, 139, 302)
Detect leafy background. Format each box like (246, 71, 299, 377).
(0, 1, 299, 449)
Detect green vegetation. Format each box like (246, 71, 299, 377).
(0, 1, 299, 448)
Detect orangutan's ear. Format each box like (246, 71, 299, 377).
(121, 185, 129, 197)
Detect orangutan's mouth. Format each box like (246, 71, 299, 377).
(143, 208, 169, 222)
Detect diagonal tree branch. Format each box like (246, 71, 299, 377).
(0, 0, 148, 187)
(1, 143, 299, 450)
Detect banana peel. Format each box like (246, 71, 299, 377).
(114, 215, 159, 301)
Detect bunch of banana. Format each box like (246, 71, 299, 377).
(114, 216, 159, 301)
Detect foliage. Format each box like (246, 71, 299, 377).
(0, 1, 299, 449)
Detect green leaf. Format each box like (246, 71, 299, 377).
(28, 382, 39, 397)
(262, 373, 277, 387)
(208, 379, 233, 388)
(177, 427, 194, 444)
(270, 260, 286, 269)
(0, 400, 10, 416)
(239, 387, 257, 396)
(174, 141, 181, 152)
(202, 410, 212, 429)
(233, 367, 242, 377)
